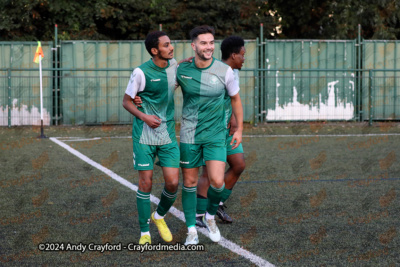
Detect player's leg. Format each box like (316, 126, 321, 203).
(225, 153, 245, 189)
(216, 131, 245, 223)
(182, 167, 200, 244)
(156, 167, 179, 218)
(137, 170, 153, 245)
(217, 152, 245, 223)
(205, 160, 226, 214)
(180, 143, 203, 245)
(151, 167, 178, 242)
(133, 142, 156, 245)
(202, 143, 226, 242)
(196, 165, 209, 228)
(151, 141, 180, 242)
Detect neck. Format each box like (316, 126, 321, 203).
(223, 59, 235, 70)
(152, 57, 168, 68)
(194, 56, 213, 68)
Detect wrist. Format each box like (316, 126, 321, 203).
(138, 113, 146, 121)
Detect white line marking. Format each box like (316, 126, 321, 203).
(63, 138, 102, 142)
(52, 133, 400, 141)
(49, 137, 274, 267)
(242, 133, 400, 137)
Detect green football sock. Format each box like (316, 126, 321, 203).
(156, 187, 177, 217)
(137, 190, 151, 232)
(220, 187, 232, 204)
(207, 184, 225, 216)
(182, 186, 197, 227)
(196, 195, 208, 215)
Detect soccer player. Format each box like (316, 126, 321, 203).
(122, 31, 179, 245)
(177, 26, 244, 245)
(196, 36, 246, 227)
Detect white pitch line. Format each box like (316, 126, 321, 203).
(242, 133, 400, 137)
(49, 137, 274, 267)
(53, 132, 400, 142)
(62, 138, 102, 142)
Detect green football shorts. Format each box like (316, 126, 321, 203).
(180, 141, 226, 168)
(133, 140, 180, 170)
(226, 128, 244, 156)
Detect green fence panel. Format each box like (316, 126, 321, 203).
(60, 41, 136, 125)
(363, 41, 400, 120)
(261, 40, 357, 121)
(0, 41, 53, 126)
(60, 40, 257, 125)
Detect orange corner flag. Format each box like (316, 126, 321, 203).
(33, 41, 44, 64)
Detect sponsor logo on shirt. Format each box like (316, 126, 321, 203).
(138, 163, 150, 166)
(151, 79, 161, 82)
(181, 75, 192, 79)
(210, 75, 219, 85)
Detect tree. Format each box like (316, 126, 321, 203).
(2, 0, 399, 41)
(268, 0, 400, 39)
(0, 0, 277, 41)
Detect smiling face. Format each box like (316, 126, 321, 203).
(153, 35, 174, 60)
(191, 33, 214, 61)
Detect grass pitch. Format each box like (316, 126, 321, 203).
(0, 122, 399, 266)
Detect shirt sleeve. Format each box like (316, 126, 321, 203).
(125, 68, 145, 98)
(225, 67, 240, 96)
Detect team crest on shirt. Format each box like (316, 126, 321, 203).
(210, 75, 219, 85)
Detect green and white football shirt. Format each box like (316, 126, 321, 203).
(125, 58, 177, 145)
(177, 58, 240, 144)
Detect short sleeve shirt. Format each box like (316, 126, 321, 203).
(177, 58, 239, 144)
(125, 58, 177, 145)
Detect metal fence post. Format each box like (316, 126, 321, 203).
(254, 69, 259, 126)
(259, 23, 264, 124)
(357, 24, 362, 121)
(369, 69, 373, 126)
(8, 68, 11, 128)
(54, 24, 58, 125)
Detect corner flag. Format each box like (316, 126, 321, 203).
(33, 41, 44, 64)
(33, 41, 47, 138)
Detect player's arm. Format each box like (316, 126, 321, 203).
(122, 95, 161, 128)
(228, 112, 238, 136)
(122, 69, 161, 128)
(133, 96, 142, 107)
(225, 67, 243, 149)
(230, 93, 243, 149)
(178, 56, 193, 65)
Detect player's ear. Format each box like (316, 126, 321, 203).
(151, 47, 158, 57)
(191, 42, 196, 51)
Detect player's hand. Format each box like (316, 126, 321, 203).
(230, 130, 242, 150)
(228, 114, 238, 136)
(178, 56, 194, 65)
(229, 124, 238, 136)
(133, 96, 142, 107)
(143, 114, 162, 128)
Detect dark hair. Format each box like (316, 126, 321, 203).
(221, 36, 245, 60)
(189, 25, 215, 41)
(145, 31, 167, 56)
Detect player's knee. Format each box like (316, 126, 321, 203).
(139, 179, 152, 192)
(233, 160, 246, 175)
(211, 180, 225, 189)
(165, 179, 179, 192)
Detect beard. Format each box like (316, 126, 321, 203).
(195, 47, 213, 61)
(158, 53, 173, 61)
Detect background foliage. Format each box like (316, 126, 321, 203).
(1, 0, 400, 40)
